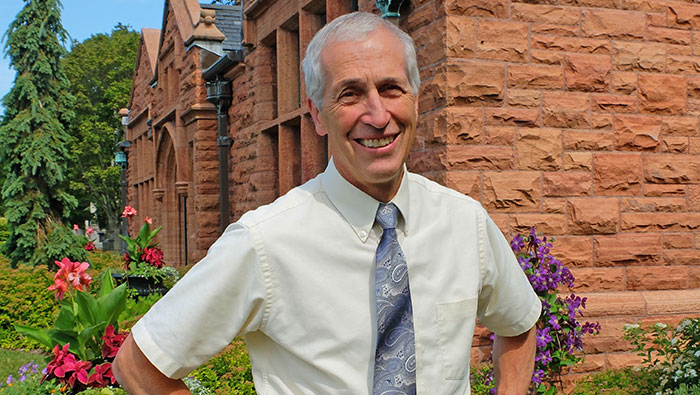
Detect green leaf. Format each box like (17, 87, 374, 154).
(96, 283, 128, 329)
(98, 267, 114, 298)
(14, 324, 54, 349)
(54, 304, 76, 330)
(73, 290, 99, 327)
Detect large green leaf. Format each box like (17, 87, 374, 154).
(98, 267, 114, 298)
(14, 324, 54, 349)
(96, 282, 128, 329)
(54, 304, 76, 331)
(73, 290, 99, 327)
(77, 322, 106, 361)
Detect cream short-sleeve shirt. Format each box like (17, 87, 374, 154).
(132, 159, 541, 394)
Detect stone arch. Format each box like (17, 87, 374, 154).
(154, 124, 182, 266)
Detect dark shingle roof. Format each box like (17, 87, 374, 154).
(201, 3, 243, 52)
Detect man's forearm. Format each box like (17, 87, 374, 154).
(113, 334, 191, 394)
(492, 326, 536, 395)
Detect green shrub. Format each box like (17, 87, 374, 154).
(675, 384, 700, 395)
(0, 263, 57, 350)
(190, 338, 255, 394)
(571, 367, 660, 395)
(0, 217, 9, 248)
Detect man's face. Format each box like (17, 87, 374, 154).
(309, 27, 418, 202)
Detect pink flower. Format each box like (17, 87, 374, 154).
(84, 241, 96, 251)
(144, 216, 153, 225)
(121, 205, 137, 218)
(73, 224, 79, 231)
(88, 362, 115, 387)
(85, 227, 94, 235)
(141, 247, 164, 268)
(49, 258, 92, 299)
(101, 325, 128, 359)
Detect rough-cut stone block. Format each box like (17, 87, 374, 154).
(564, 131, 614, 151)
(444, 171, 481, 199)
(622, 0, 666, 12)
(644, 154, 700, 184)
(532, 36, 610, 54)
(607, 353, 647, 370)
(565, 54, 611, 92)
(484, 126, 514, 146)
(662, 117, 699, 136)
(506, 89, 540, 108)
(690, 267, 700, 288)
(483, 171, 540, 212)
(543, 172, 592, 197)
(516, 128, 562, 170)
(582, 9, 645, 39)
(663, 249, 700, 265)
(621, 213, 700, 232)
(444, 62, 505, 106)
(614, 114, 662, 151)
(621, 197, 686, 212)
(689, 76, 700, 98)
(668, 1, 700, 29)
(644, 184, 686, 196)
(644, 289, 700, 313)
(568, 198, 619, 234)
(667, 55, 700, 74)
(612, 42, 665, 72)
(628, 266, 690, 290)
(429, 107, 482, 145)
(638, 74, 687, 115)
(612, 72, 637, 94)
(531, 24, 580, 38)
(648, 27, 692, 45)
(542, 91, 591, 128)
(551, 236, 593, 267)
(508, 64, 564, 90)
(584, 318, 636, 354)
(578, 292, 647, 317)
(446, 16, 475, 59)
(592, 94, 637, 113)
(531, 50, 563, 65)
(444, 0, 508, 17)
(443, 145, 513, 170)
(564, 152, 593, 171)
(592, 113, 614, 129)
(477, 20, 528, 62)
(512, 3, 580, 24)
(570, 268, 626, 291)
(511, 214, 567, 235)
(692, 137, 700, 154)
(662, 136, 689, 153)
(593, 153, 643, 195)
(543, 198, 566, 214)
(662, 233, 695, 249)
(691, 185, 700, 211)
(594, 233, 662, 265)
(484, 108, 539, 127)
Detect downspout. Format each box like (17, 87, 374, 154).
(206, 77, 232, 234)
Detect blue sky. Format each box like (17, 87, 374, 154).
(0, 0, 167, 115)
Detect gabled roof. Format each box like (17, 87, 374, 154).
(142, 28, 160, 74)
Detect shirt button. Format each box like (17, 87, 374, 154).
(359, 231, 367, 238)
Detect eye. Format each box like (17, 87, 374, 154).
(337, 88, 361, 103)
(379, 84, 405, 97)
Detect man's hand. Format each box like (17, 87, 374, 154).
(113, 334, 191, 394)
(492, 325, 537, 395)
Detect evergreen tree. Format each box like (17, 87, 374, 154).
(0, 0, 82, 267)
(62, 24, 139, 242)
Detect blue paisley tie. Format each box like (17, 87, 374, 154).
(373, 203, 417, 395)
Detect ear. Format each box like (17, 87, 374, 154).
(308, 98, 327, 136)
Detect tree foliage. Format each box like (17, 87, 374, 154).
(0, 0, 82, 267)
(62, 24, 139, 241)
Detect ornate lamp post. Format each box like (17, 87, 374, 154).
(375, 0, 406, 18)
(116, 108, 131, 254)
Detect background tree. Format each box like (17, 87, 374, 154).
(0, 0, 85, 267)
(62, 24, 139, 244)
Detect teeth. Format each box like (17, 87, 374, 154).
(359, 136, 395, 148)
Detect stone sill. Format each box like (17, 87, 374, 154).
(578, 288, 700, 317)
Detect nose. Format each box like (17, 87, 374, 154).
(360, 90, 390, 129)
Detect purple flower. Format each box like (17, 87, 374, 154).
(6, 374, 12, 384)
(536, 349, 552, 366)
(510, 234, 525, 252)
(531, 369, 546, 385)
(536, 327, 552, 348)
(548, 314, 561, 330)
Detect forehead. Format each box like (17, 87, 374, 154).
(319, 28, 408, 87)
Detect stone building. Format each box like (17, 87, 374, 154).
(125, 0, 700, 385)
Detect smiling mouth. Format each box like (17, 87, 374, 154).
(357, 135, 396, 148)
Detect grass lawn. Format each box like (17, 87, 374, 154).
(0, 348, 47, 382)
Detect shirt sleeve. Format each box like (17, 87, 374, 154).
(131, 222, 267, 379)
(476, 209, 541, 337)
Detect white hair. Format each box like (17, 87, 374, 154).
(301, 12, 421, 109)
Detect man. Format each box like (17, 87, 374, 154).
(113, 11, 540, 394)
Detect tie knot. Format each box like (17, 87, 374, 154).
(376, 203, 398, 230)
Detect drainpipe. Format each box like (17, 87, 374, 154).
(206, 77, 232, 234)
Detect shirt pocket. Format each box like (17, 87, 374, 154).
(434, 297, 478, 380)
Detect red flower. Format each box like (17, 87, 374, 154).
(121, 205, 137, 218)
(88, 362, 115, 387)
(144, 216, 153, 225)
(84, 241, 96, 251)
(73, 224, 79, 231)
(86, 227, 94, 236)
(44, 343, 92, 390)
(141, 247, 164, 268)
(101, 325, 128, 360)
(49, 258, 92, 300)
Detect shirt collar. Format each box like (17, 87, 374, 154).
(322, 158, 410, 243)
